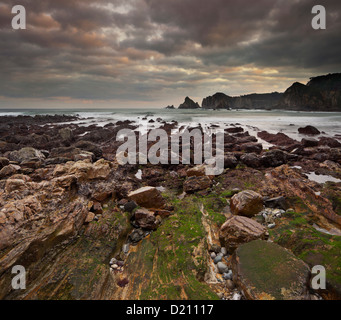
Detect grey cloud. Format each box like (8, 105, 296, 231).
(0, 0, 340, 106)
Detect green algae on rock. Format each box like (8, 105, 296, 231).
(231, 240, 310, 300)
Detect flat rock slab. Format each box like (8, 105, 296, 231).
(232, 240, 310, 300)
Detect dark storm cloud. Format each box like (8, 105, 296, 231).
(0, 0, 340, 107)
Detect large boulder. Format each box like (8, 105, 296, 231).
(298, 125, 320, 136)
(230, 190, 263, 217)
(261, 149, 290, 168)
(219, 216, 268, 252)
(231, 240, 310, 300)
(183, 176, 212, 193)
(128, 186, 165, 209)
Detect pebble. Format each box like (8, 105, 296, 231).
(226, 280, 235, 290)
(221, 247, 227, 256)
(117, 261, 124, 267)
(210, 244, 221, 254)
(232, 292, 242, 300)
(210, 252, 217, 259)
(214, 256, 223, 264)
(217, 262, 229, 274)
(217, 252, 224, 257)
(112, 264, 118, 269)
(268, 223, 276, 229)
(223, 272, 233, 280)
(122, 244, 130, 254)
(109, 258, 117, 266)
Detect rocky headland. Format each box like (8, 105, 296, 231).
(0, 114, 341, 300)
(175, 73, 341, 111)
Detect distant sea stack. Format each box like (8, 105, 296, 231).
(178, 97, 201, 109)
(165, 105, 175, 109)
(277, 73, 341, 111)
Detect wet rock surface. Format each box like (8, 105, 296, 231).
(231, 240, 310, 300)
(230, 190, 264, 217)
(219, 216, 268, 252)
(0, 114, 340, 300)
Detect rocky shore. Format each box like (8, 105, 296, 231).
(0, 114, 341, 300)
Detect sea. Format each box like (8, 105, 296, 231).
(0, 108, 340, 143)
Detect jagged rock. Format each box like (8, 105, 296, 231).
(178, 97, 200, 109)
(230, 190, 263, 217)
(0, 157, 9, 169)
(50, 147, 88, 161)
(0, 164, 21, 179)
(5, 178, 28, 193)
(223, 153, 238, 168)
(231, 240, 310, 300)
(85, 212, 95, 223)
(128, 186, 165, 209)
(264, 196, 288, 210)
(69, 159, 111, 181)
(124, 201, 138, 213)
(73, 140, 103, 159)
(261, 149, 291, 167)
(8, 147, 45, 163)
(240, 153, 262, 168)
(133, 208, 160, 230)
(59, 128, 74, 142)
(319, 137, 341, 148)
(302, 138, 319, 148)
(241, 143, 263, 154)
(298, 125, 321, 136)
(74, 152, 94, 162)
(186, 165, 206, 177)
(129, 229, 146, 243)
(258, 131, 298, 147)
(219, 216, 268, 252)
(183, 176, 212, 193)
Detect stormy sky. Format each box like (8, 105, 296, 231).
(0, 0, 340, 109)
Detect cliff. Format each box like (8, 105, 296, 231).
(202, 92, 282, 110)
(202, 93, 233, 109)
(194, 73, 341, 111)
(277, 73, 341, 111)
